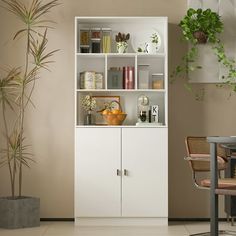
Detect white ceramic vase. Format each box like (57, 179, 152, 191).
(151, 43, 159, 54)
(116, 41, 128, 53)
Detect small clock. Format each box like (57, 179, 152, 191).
(138, 95, 149, 106)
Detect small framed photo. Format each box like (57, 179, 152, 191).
(92, 95, 120, 125)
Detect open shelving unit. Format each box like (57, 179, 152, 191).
(75, 17, 168, 127)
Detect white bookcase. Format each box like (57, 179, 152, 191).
(75, 17, 168, 226)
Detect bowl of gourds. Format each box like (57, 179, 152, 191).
(100, 101, 127, 125)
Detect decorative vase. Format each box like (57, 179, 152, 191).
(116, 41, 128, 53)
(151, 43, 159, 54)
(84, 111, 94, 125)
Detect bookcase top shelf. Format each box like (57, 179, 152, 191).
(76, 53, 166, 57)
(77, 89, 166, 92)
(75, 16, 168, 24)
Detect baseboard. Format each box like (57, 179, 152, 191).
(75, 217, 168, 226)
(40, 217, 229, 222)
(168, 218, 228, 222)
(40, 218, 74, 221)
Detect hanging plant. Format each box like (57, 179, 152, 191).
(171, 8, 236, 99)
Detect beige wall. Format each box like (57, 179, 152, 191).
(1, 0, 236, 218)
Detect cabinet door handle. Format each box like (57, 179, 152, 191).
(124, 169, 128, 176)
(117, 169, 121, 176)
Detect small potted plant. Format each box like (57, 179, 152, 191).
(115, 32, 130, 53)
(172, 8, 236, 97)
(81, 95, 97, 125)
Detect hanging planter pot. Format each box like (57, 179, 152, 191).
(193, 31, 208, 44)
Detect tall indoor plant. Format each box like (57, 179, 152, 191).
(172, 8, 236, 98)
(0, 0, 59, 229)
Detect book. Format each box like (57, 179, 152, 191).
(123, 66, 134, 89)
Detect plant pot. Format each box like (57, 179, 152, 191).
(193, 31, 208, 44)
(116, 42, 128, 53)
(0, 196, 40, 229)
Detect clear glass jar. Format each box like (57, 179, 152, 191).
(91, 28, 101, 53)
(80, 28, 90, 45)
(138, 64, 150, 89)
(151, 73, 164, 89)
(80, 28, 90, 53)
(91, 28, 101, 39)
(102, 28, 111, 53)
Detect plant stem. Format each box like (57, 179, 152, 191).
(2, 100, 14, 197)
(18, 88, 25, 197)
(19, 25, 30, 197)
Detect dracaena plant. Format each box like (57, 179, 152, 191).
(171, 8, 236, 99)
(0, 0, 59, 198)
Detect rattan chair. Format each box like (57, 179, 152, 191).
(185, 136, 236, 236)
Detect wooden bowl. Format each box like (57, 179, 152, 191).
(102, 113, 127, 125)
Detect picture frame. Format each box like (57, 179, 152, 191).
(92, 95, 120, 125)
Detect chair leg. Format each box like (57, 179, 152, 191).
(189, 233, 210, 236)
(232, 217, 235, 226)
(227, 214, 230, 222)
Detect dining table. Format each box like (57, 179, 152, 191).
(207, 136, 236, 235)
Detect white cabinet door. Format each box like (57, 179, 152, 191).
(122, 128, 168, 217)
(75, 128, 121, 217)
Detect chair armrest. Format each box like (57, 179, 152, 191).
(184, 155, 228, 164)
(184, 156, 210, 161)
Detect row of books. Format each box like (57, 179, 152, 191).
(79, 66, 135, 90)
(108, 66, 135, 89)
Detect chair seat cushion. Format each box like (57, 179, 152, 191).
(201, 178, 236, 189)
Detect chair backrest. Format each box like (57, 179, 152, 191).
(185, 136, 228, 172)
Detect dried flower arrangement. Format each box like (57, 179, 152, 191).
(115, 32, 130, 42)
(115, 32, 130, 53)
(81, 95, 96, 111)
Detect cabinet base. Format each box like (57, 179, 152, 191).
(75, 217, 168, 226)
